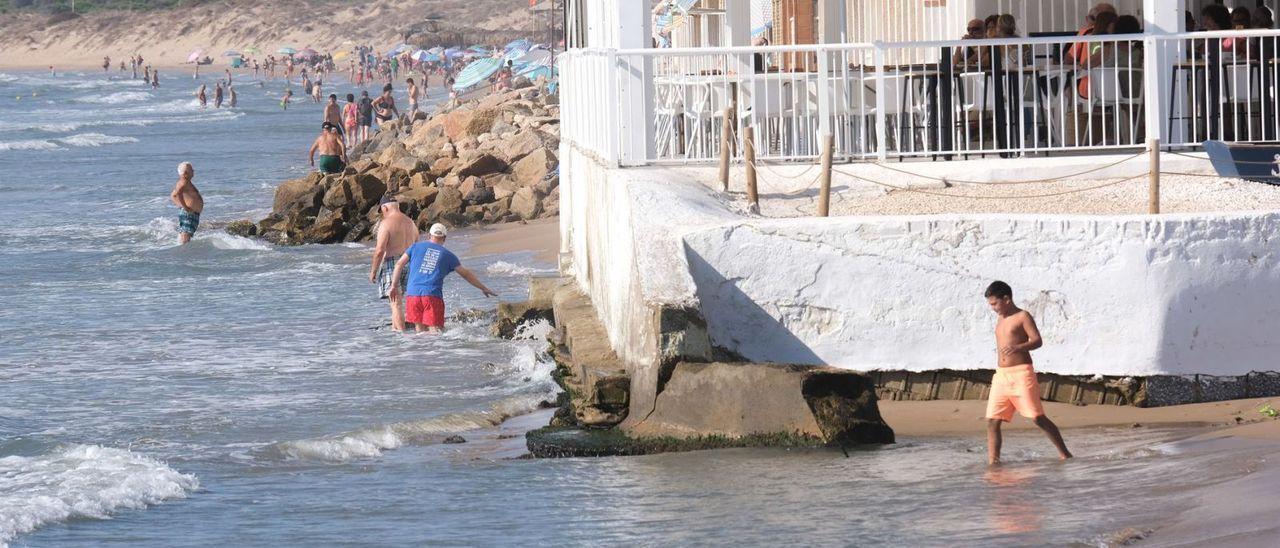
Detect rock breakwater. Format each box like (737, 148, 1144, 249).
(233, 81, 560, 244)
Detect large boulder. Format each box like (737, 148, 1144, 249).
(463, 108, 501, 139)
(422, 186, 465, 226)
(431, 156, 456, 175)
(396, 185, 439, 218)
(455, 153, 507, 179)
(510, 187, 544, 220)
(500, 130, 545, 164)
(348, 173, 388, 212)
(512, 148, 556, 188)
(272, 172, 325, 212)
(490, 176, 519, 201)
(301, 209, 348, 244)
(540, 185, 560, 217)
(225, 219, 257, 238)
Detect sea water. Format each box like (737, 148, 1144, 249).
(0, 70, 1269, 547)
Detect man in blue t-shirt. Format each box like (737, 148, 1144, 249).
(390, 223, 497, 333)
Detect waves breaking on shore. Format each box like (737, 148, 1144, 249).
(0, 444, 198, 547)
(261, 321, 558, 463)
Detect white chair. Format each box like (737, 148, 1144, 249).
(955, 72, 995, 154)
(1078, 67, 1144, 145)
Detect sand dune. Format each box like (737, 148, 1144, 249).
(0, 0, 548, 70)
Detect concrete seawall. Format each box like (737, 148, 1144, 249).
(559, 144, 1280, 414)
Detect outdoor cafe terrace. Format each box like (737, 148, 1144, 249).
(559, 3, 1280, 168)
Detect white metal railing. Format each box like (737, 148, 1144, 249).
(560, 29, 1280, 166)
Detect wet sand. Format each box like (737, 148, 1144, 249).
(883, 398, 1280, 546)
(463, 218, 559, 263)
(880, 397, 1279, 436)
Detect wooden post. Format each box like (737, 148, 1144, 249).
(818, 132, 834, 217)
(744, 125, 758, 212)
(1148, 138, 1160, 214)
(719, 107, 733, 192)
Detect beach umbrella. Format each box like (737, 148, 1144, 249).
(277, 46, 297, 55)
(297, 47, 318, 58)
(388, 43, 411, 55)
(427, 46, 444, 55)
(222, 50, 241, 57)
(186, 49, 205, 63)
(332, 50, 350, 61)
(410, 50, 434, 62)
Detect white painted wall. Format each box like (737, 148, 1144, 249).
(683, 214, 1280, 376)
(562, 149, 1280, 378)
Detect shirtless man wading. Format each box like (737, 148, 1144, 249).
(170, 162, 204, 245)
(309, 122, 347, 174)
(370, 196, 418, 331)
(983, 281, 1072, 466)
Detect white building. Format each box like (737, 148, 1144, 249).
(553, 1, 1280, 409)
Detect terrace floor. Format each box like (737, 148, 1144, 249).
(673, 152, 1280, 217)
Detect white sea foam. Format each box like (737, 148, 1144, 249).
(264, 327, 559, 463)
(57, 133, 139, 147)
(0, 139, 59, 151)
(0, 133, 138, 152)
(262, 394, 555, 462)
(0, 445, 198, 546)
(485, 260, 555, 277)
(76, 91, 152, 104)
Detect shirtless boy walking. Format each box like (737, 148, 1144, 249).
(984, 281, 1072, 466)
(170, 162, 204, 245)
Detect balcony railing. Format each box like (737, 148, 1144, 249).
(560, 29, 1280, 167)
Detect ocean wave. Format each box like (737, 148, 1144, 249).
(262, 326, 559, 463)
(0, 444, 198, 546)
(0, 139, 59, 151)
(485, 260, 556, 277)
(260, 393, 556, 463)
(58, 133, 139, 147)
(0, 133, 138, 152)
(75, 91, 152, 104)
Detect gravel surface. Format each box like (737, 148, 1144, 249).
(681, 160, 1280, 218)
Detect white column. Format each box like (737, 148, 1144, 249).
(817, 0, 846, 43)
(616, 0, 654, 165)
(725, 0, 752, 76)
(1143, 0, 1185, 143)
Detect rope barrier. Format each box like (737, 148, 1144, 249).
(830, 167, 1148, 200)
(1169, 150, 1280, 166)
(861, 151, 1146, 186)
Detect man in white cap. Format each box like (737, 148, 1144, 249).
(370, 195, 418, 331)
(390, 223, 497, 333)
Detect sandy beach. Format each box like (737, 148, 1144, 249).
(0, 0, 540, 71)
(464, 218, 559, 263)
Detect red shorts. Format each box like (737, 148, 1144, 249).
(406, 295, 445, 327)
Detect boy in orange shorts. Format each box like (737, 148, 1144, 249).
(984, 281, 1072, 466)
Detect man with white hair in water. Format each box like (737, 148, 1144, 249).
(390, 223, 497, 333)
(169, 162, 204, 245)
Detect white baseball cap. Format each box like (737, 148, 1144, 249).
(429, 223, 448, 237)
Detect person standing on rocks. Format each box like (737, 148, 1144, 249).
(369, 196, 418, 331)
(390, 223, 498, 334)
(983, 281, 1072, 466)
(309, 122, 347, 175)
(170, 162, 204, 245)
(342, 93, 359, 148)
(323, 94, 344, 140)
(372, 84, 399, 131)
(357, 90, 374, 143)
(405, 77, 420, 124)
